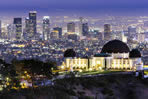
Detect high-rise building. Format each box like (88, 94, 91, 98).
(82, 23, 89, 36)
(104, 24, 111, 41)
(43, 16, 50, 40)
(79, 17, 84, 36)
(50, 30, 59, 39)
(53, 27, 62, 38)
(24, 17, 30, 40)
(138, 33, 145, 43)
(67, 22, 75, 34)
(121, 31, 127, 43)
(7, 24, 16, 40)
(29, 11, 37, 39)
(128, 26, 136, 36)
(13, 18, 22, 40)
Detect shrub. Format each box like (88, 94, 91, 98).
(77, 91, 85, 96)
(102, 87, 114, 96)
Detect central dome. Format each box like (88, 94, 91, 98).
(101, 40, 130, 53)
(64, 49, 76, 57)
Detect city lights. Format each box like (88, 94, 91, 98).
(0, 0, 147, 98)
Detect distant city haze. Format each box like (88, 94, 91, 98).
(0, 0, 148, 16)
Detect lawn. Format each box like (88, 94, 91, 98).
(79, 70, 126, 75)
(144, 65, 148, 68)
(57, 69, 131, 77)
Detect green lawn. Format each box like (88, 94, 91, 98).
(79, 70, 125, 75)
(58, 69, 128, 76)
(144, 71, 148, 75)
(144, 65, 148, 68)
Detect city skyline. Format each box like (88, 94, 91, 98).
(0, 1, 147, 98)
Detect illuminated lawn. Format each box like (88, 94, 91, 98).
(144, 71, 148, 75)
(58, 69, 131, 76)
(143, 65, 148, 75)
(79, 70, 126, 75)
(144, 65, 148, 68)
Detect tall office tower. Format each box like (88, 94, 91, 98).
(50, 30, 59, 39)
(29, 11, 37, 39)
(138, 33, 145, 43)
(104, 24, 111, 41)
(7, 24, 11, 39)
(0, 20, 1, 38)
(121, 31, 127, 43)
(67, 22, 75, 34)
(79, 17, 84, 36)
(24, 17, 30, 40)
(13, 18, 22, 40)
(53, 27, 62, 38)
(128, 26, 136, 36)
(7, 24, 15, 40)
(43, 16, 50, 40)
(82, 23, 89, 36)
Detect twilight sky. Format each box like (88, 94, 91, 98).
(0, 0, 148, 16)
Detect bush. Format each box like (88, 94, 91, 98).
(77, 91, 85, 96)
(102, 87, 114, 96)
(79, 96, 94, 99)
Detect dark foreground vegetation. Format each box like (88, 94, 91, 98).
(0, 74, 148, 99)
(0, 59, 56, 90)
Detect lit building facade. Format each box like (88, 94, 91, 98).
(13, 18, 22, 40)
(138, 33, 145, 43)
(43, 16, 50, 40)
(128, 26, 136, 37)
(104, 24, 111, 41)
(29, 11, 37, 39)
(82, 23, 89, 36)
(67, 22, 75, 34)
(7, 24, 16, 40)
(24, 17, 30, 40)
(79, 17, 84, 36)
(65, 57, 89, 71)
(53, 27, 62, 38)
(50, 30, 59, 39)
(61, 40, 143, 72)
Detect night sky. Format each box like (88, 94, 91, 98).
(0, 0, 148, 16)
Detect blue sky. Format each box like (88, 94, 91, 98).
(0, 0, 148, 16)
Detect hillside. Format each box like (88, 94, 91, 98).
(0, 74, 148, 99)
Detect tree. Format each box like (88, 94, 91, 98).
(0, 59, 20, 90)
(18, 59, 55, 87)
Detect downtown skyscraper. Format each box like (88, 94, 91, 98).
(67, 22, 75, 34)
(24, 17, 30, 40)
(82, 23, 89, 36)
(13, 18, 22, 40)
(104, 24, 111, 41)
(79, 17, 84, 36)
(43, 16, 50, 40)
(79, 17, 89, 36)
(128, 26, 136, 38)
(29, 11, 37, 40)
(53, 27, 62, 38)
(7, 24, 15, 40)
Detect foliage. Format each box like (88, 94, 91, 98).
(0, 74, 148, 99)
(0, 59, 21, 90)
(12, 59, 56, 85)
